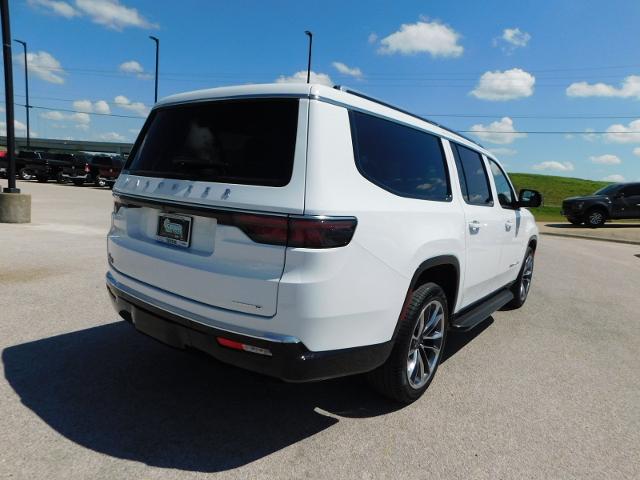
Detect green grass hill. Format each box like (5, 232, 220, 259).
(508, 173, 610, 221)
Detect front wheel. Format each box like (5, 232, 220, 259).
(367, 283, 447, 404)
(95, 176, 107, 188)
(586, 209, 606, 227)
(504, 247, 534, 310)
(19, 168, 34, 181)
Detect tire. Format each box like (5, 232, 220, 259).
(367, 283, 448, 404)
(567, 217, 582, 225)
(19, 168, 34, 181)
(72, 179, 85, 186)
(36, 175, 48, 183)
(504, 247, 534, 310)
(95, 176, 107, 188)
(586, 208, 606, 228)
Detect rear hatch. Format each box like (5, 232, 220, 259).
(108, 98, 309, 317)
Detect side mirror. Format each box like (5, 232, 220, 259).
(518, 189, 542, 208)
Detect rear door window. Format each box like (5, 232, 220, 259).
(452, 144, 493, 206)
(349, 111, 451, 201)
(126, 99, 299, 187)
(488, 159, 516, 208)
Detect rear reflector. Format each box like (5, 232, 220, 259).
(216, 337, 273, 356)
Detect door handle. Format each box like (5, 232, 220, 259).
(468, 220, 481, 234)
(505, 220, 513, 231)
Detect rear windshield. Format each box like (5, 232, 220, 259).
(126, 99, 299, 186)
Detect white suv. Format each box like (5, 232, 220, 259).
(106, 83, 541, 403)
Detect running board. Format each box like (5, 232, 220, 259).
(450, 289, 514, 332)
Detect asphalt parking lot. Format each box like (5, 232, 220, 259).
(1, 181, 639, 480)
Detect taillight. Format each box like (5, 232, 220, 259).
(231, 213, 357, 249)
(288, 217, 357, 248)
(230, 213, 288, 246)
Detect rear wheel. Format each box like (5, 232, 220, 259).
(504, 247, 534, 310)
(19, 168, 34, 180)
(95, 176, 107, 188)
(367, 283, 447, 404)
(586, 209, 606, 227)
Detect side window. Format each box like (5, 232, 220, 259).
(349, 111, 451, 201)
(451, 143, 493, 206)
(488, 159, 516, 208)
(622, 184, 640, 196)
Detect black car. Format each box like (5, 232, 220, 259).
(62, 153, 119, 187)
(0, 150, 43, 180)
(24, 152, 76, 183)
(561, 182, 640, 227)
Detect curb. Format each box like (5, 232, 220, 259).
(540, 231, 640, 246)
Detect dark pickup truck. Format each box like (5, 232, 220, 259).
(62, 154, 124, 187)
(24, 152, 76, 183)
(0, 150, 43, 180)
(561, 182, 640, 227)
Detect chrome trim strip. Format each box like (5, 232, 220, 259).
(106, 271, 301, 344)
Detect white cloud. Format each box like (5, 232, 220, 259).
(119, 60, 143, 74)
(275, 71, 334, 86)
(29, 0, 157, 30)
(93, 100, 111, 114)
(605, 119, 640, 143)
(602, 174, 625, 182)
(0, 120, 38, 137)
(40, 109, 91, 127)
(99, 131, 126, 141)
(590, 154, 621, 165)
(27, 0, 79, 18)
(332, 62, 363, 79)
(633, 147, 640, 157)
(378, 19, 463, 58)
(566, 75, 640, 99)
(40, 110, 66, 121)
(368, 33, 378, 44)
(114, 95, 150, 116)
(532, 161, 575, 172)
(494, 27, 531, 52)
(14, 50, 65, 84)
(73, 99, 93, 112)
(488, 147, 517, 156)
(72, 99, 110, 114)
(76, 124, 89, 131)
(471, 68, 535, 101)
(118, 60, 150, 78)
(470, 117, 526, 144)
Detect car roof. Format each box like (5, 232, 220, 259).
(155, 83, 490, 156)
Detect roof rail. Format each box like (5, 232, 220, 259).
(332, 85, 484, 148)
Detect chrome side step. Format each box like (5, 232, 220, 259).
(450, 289, 514, 332)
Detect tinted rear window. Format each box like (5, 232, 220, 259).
(126, 99, 299, 186)
(349, 111, 451, 201)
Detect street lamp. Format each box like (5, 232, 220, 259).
(149, 35, 159, 103)
(304, 31, 313, 84)
(13, 39, 29, 147)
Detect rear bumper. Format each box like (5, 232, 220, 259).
(106, 273, 393, 382)
(62, 173, 89, 180)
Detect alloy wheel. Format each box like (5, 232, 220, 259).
(407, 300, 445, 389)
(520, 254, 534, 301)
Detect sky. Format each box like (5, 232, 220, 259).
(3, 0, 640, 182)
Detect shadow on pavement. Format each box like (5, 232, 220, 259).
(545, 223, 640, 229)
(3, 319, 487, 472)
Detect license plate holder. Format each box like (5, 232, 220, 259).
(157, 214, 192, 248)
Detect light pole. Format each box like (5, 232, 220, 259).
(1, 0, 18, 192)
(304, 31, 312, 84)
(149, 35, 159, 103)
(13, 39, 28, 147)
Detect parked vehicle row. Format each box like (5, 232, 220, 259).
(0, 150, 125, 188)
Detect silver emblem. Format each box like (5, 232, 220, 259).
(221, 188, 231, 200)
